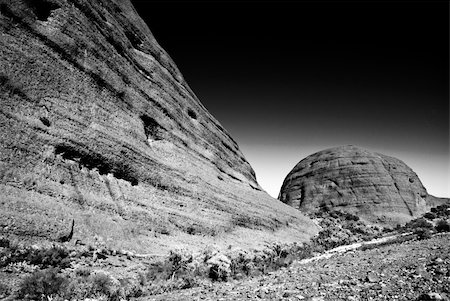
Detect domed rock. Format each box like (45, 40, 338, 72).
(0, 0, 317, 253)
(278, 145, 445, 224)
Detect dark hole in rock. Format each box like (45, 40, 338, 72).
(0, 74, 30, 100)
(106, 36, 128, 58)
(60, 180, 65, 185)
(0, 4, 8, 16)
(99, 11, 107, 22)
(40, 117, 51, 127)
(54, 144, 138, 185)
(409, 178, 415, 183)
(24, 0, 60, 21)
(140, 115, 165, 141)
(125, 30, 143, 49)
(113, 5, 122, 14)
(187, 108, 197, 120)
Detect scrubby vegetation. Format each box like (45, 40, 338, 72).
(143, 243, 314, 294)
(401, 204, 450, 238)
(309, 207, 383, 251)
(138, 205, 449, 296)
(1, 204, 448, 300)
(0, 282, 11, 299)
(0, 241, 314, 299)
(359, 204, 450, 251)
(0, 244, 71, 269)
(14, 267, 141, 301)
(16, 268, 67, 300)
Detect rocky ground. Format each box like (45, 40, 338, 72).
(145, 234, 450, 301)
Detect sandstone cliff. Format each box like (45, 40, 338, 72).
(279, 145, 448, 225)
(0, 0, 317, 253)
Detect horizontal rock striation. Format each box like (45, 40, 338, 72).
(279, 145, 447, 224)
(0, 0, 317, 252)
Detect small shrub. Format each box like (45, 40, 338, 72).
(414, 227, 433, 240)
(0, 282, 11, 298)
(16, 268, 67, 300)
(207, 254, 231, 281)
(29, 246, 71, 268)
(406, 217, 433, 230)
(0, 237, 10, 248)
(431, 204, 450, 217)
(63, 269, 123, 301)
(423, 212, 436, 220)
(435, 219, 450, 233)
(145, 249, 203, 294)
(119, 277, 144, 298)
(89, 271, 122, 300)
(68, 193, 86, 206)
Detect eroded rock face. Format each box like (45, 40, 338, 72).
(279, 145, 441, 224)
(0, 0, 317, 252)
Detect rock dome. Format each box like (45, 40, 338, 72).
(278, 145, 440, 224)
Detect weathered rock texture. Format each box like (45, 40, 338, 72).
(279, 145, 447, 224)
(0, 0, 317, 253)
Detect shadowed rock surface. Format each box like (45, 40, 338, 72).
(279, 145, 448, 225)
(0, 0, 317, 253)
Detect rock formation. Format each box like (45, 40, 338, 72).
(57, 219, 74, 242)
(0, 0, 317, 253)
(279, 145, 447, 224)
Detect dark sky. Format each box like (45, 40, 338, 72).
(130, 0, 449, 198)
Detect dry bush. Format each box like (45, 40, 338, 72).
(0, 244, 71, 269)
(16, 268, 67, 300)
(0, 282, 11, 299)
(435, 219, 450, 233)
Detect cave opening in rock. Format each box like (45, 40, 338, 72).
(125, 30, 143, 49)
(54, 144, 138, 186)
(24, 0, 60, 21)
(140, 115, 164, 141)
(39, 117, 51, 127)
(187, 108, 197, 120)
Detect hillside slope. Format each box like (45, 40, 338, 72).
(0, 0, 317, 253)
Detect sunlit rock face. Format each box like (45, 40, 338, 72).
(279, 145, 444, 225)
(0, 0, 317, 252)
